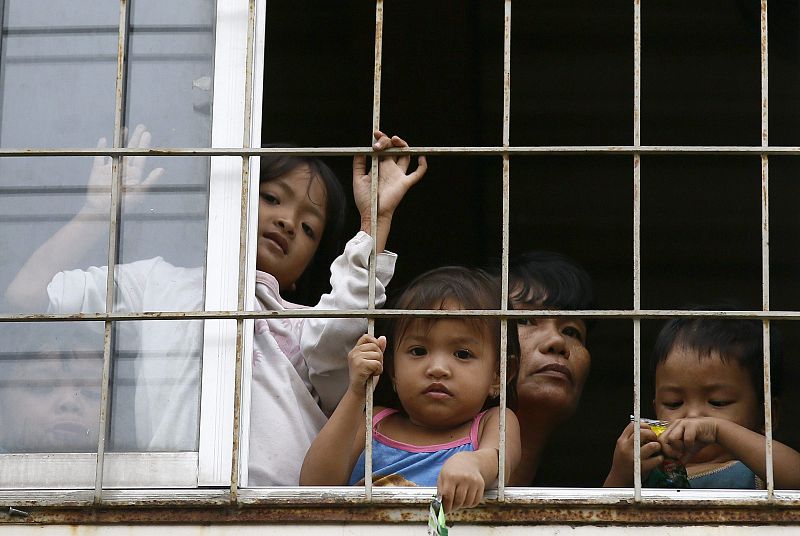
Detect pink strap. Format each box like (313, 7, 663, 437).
(469, 411, 488, 449)
(372, 407, 398, 427)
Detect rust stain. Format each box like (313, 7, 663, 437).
(7, 504, 800, 526)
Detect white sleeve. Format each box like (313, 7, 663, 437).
(46, 258, 163, 313)
(300, 231, 396, 415)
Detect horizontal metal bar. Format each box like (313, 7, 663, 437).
(4, 309, 800, 322)
(3, 146, 800, 157)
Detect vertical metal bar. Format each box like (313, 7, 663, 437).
(364, 0, 383, 503)
(0, 0, 6, 146)
(760, 0, 775, 500)
(94, 0, 130, 504)
(632, 0, 643, 503)
(230, 0, 258, 503)
(498, 0, 511, 502)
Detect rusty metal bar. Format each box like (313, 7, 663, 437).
(228, 0, 258, 504)
(5, 145, 800, 157)
(9, 487, 800, 525)
(364, 0, 384, 503)
(7, 308, 800, 323)
(497, 0, 511, 502)
(93, 0, 130, 504)
(760, 0, 775, 501)
(631, 0, 643, 503)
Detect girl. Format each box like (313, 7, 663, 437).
(604, 311, 800, 489)
(4, 126, 427, 485)
(300, 266, 521, 512)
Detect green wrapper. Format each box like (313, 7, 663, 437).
(427, 497, 449, 536)
(632, 416, 691, 488)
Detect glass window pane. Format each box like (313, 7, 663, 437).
(111, 320, 203, 453)
(0, 322, 105, 489)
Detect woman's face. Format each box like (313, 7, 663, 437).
(513, 300, 591, 422)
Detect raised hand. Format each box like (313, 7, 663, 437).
(352, 130, 427, 251)
(84, 124, 164, 213)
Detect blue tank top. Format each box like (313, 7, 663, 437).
(689, 460, 763, 489)
(348, 408, 486, 487)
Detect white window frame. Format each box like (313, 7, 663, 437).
(0, 0, 264, 490)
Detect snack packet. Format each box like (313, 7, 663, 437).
(633, 417, 691, 488)
(427, 496, 449, 536)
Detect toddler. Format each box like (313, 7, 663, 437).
(301, 266, 521, 512)
(604, 310, 800, 489)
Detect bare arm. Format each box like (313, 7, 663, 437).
(300, 334, 385, 485)
(603, 421, 663, 487)
(4, 125, 163, 311)
(352, 130, 427, 253)
(437, 408, 521, 512)
(660, 417, 800, 489)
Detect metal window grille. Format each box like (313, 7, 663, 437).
(3, 0, 800, 526)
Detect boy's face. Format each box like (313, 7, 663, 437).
(256, 165, 327, 291)
(512, 299, 590, 421)
(0, 351, 102, 453)
(654, 346, 761, 459)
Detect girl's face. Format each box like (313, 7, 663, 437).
(392, 317, 500, 430)
(257, 165, 327, 291)
(513, 300, 590, 421)
(654, 346, 761, 462)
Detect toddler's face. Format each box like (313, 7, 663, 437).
(392, 317, 499, 430)
(0, 351, 102, 452)
(256, 165, 327, 290)
(654, 346, 761, 457)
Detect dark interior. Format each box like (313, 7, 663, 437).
(261, 1, 800, 486)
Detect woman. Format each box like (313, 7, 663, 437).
(506, 251, 595, 485)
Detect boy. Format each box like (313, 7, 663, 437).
(604, 310, 800, 489)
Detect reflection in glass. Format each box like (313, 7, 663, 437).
(0, 323, 103, 453)
(1, 1, 215, 455)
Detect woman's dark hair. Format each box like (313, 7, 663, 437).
(650, 304, 784, 403)
(260, 146, 346, 305)
(508, 250, 596, 332)
(375, 266, 520, 411)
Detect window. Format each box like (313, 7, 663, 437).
(0, 0, 261, 489)
(2, 0, 800, 528)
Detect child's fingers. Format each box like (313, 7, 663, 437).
(94, 137, 109, 169)
(450, 483, 469, 512)
(372, 130, 392, 150)
(642, 454, 665, 475)
(352, 154, 367, 180)
(641, 441, 662, 459)
(404, 156, 428, 187)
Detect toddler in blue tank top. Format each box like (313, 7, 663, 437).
(301, 266, 521, 512)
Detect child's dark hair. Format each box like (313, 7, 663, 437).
(508, 250, 596, 332)
(375, 266, 520, 410)
(650, 305, 784, 403)
(260, 146, 346, 305)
